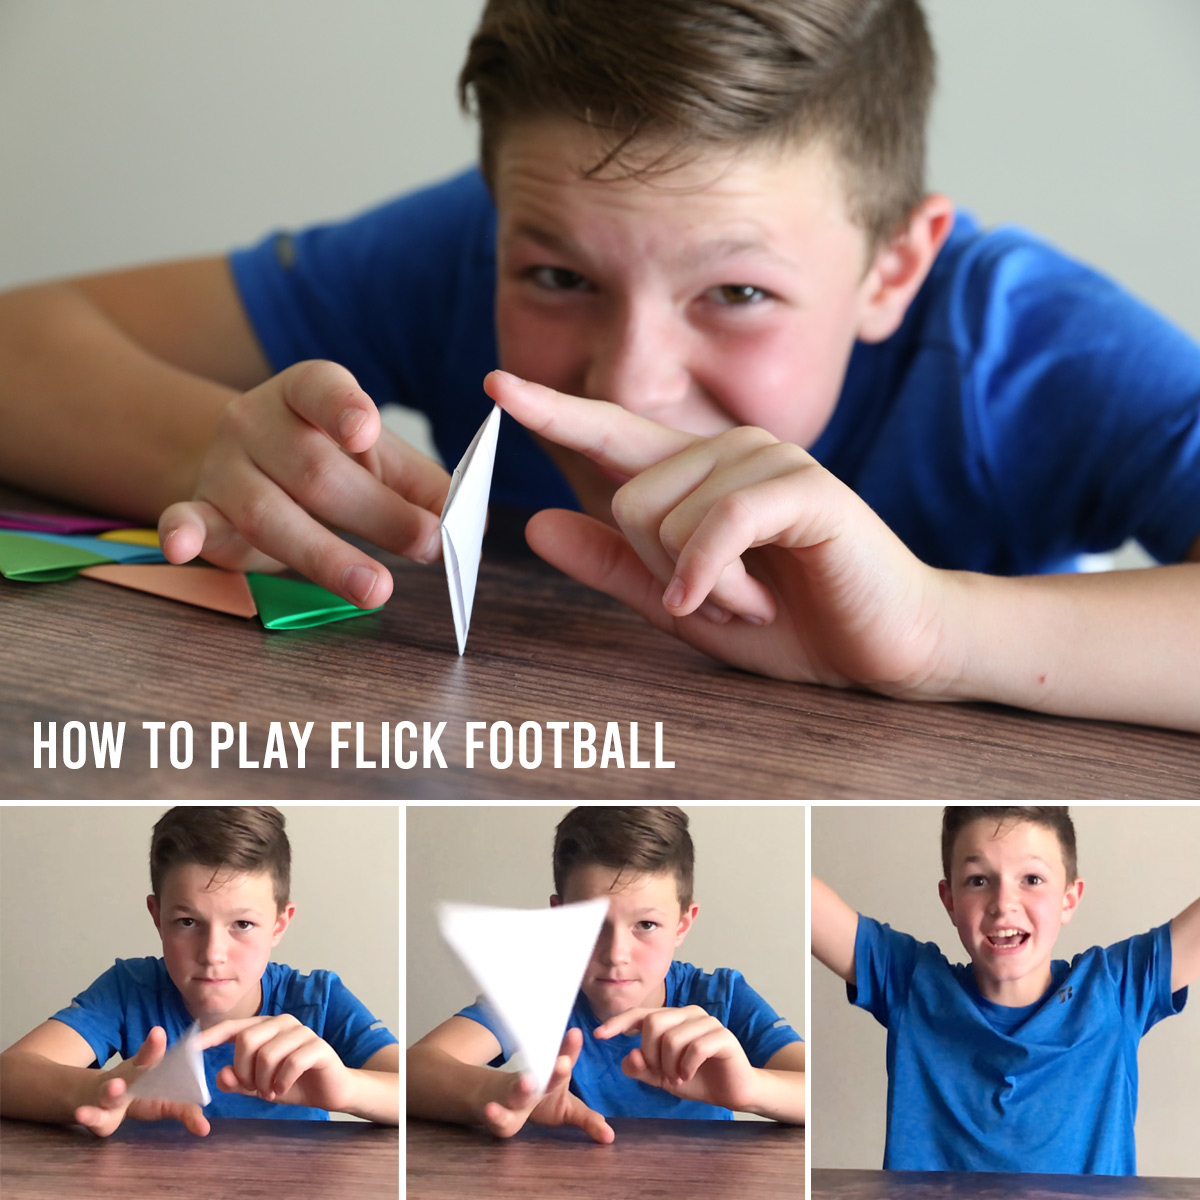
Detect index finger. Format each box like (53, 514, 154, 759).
(195, 1017, 268, 1050)
(484, 370, 697, 476)
(593, 1008, 652, 1040)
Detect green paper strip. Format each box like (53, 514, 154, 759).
(246, 572, 383, 630)
(0, 529, 112, 581)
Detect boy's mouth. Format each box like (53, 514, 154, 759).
(984, 929, 1030, 950)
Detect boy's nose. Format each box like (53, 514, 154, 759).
(584, 306, 692, 418)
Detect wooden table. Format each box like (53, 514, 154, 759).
(407, 1116, 804, 1199)
(812, 1168, 1200, 1199)
(0, 1116, 398, 1200)
(3, 499, 1198, 798)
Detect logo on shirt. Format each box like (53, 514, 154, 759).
(1057, 985, 1074, 1004)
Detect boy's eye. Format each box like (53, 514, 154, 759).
(528, 266, 591, 292)
(1024, 875, 1044, 886)
(175, 917, 195, 928)
(233, 920, 256, 931)
(965, 875, 987, 888)
(710, 283, 769, 306)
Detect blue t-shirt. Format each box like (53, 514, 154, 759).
(849, 916, 1187, 1174)
(456, 960, 801, 1120)
(229, 167, 1200, 573)
(50, 957, 397, 1120)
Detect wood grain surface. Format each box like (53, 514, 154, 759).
(406, 1115, 804, 1199)
(811, 1167, 1200, 1199)
(3, 499, 1198, 798)
(0, 1117, 398, 1200)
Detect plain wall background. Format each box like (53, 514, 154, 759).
(2, 1, 1199, 510)
(0, 803, 399, 1119)
(406, 804, 804, 1119)
(811, 805, 1200, 1177)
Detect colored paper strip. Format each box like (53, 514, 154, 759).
(79, 564, 258, 619)
(97, 528, 160, 548)
(246, 573, 383, 630)
(5, 529, 166, 565)
(0, 510, 133, 534)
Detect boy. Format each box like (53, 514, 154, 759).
(0, 807, 399, 1136)
(1, 2, 1198, 730)
(811, 806, 1199, 1174)
(406, 806, 804, 1141)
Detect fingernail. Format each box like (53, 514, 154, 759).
(741, 612, 765, 627)
(662, 578, 686, 611)
(492, 369, 526, 386)
(416, 529, 442, 564)
(698, 600, 730, 624)
(338, 408, 366, 442)
(343, 565, 377, 605)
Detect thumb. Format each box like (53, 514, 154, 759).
(620, 1047, 654, 1084)
(134, 1026, 168, 1070)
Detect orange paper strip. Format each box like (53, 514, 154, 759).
(79, 564, 258, 619)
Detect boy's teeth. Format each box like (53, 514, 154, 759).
(987, 929, 1027, 946)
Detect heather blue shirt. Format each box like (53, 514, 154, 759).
(50, 957, 397, 1120)
(457, 960, 801, 1120)
(850, 916, 1187, 1173)
(229, 168, 1200, 571)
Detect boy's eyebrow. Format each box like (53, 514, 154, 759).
(507, 220, 797, 272)
(167, 904, 265, 916)
(961, 854, 1052, 868)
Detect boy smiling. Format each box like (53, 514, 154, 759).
(406, 806, 804, 1141)
(0, 807, 399, 1136)
(812, 807, 1200, 1174)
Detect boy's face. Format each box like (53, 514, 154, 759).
(147, 864, 294, 1028)
(554, 864, 697, 1022)
(492, 117, 924, 509)
(938, 819, 1083, 1007)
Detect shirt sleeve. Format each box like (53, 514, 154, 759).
(277, 970, 397, 1070)
(848, 916, 925, 1028)
(957, 229, 1200, 565)
(1100, 922, 1188, 1036)
(454, 997, 510, 1066)
(48, 964, 128, 1067)
(721, 973, 802, 1069)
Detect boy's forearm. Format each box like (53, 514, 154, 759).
(339, 1068, 401, 1124)
(931, 564, 1200, 732)
(405, 1044, 500, 1127)
(743, 1067, 805, 1124)
(0, 1051, 97, 1125)
(0, 283, 231, 519)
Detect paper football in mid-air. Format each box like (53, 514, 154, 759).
(440, 405, 501, 655)
(437, 897, 609, 1094)
(126, 1023, 211, 1108)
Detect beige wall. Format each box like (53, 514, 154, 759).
(811, 804, 1200, 1177)
(406, 804, 804, 1118)
(0, 804, 399, 1119)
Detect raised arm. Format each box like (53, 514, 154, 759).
(1171, 894, 1200, 994)
(811, 876, 860, 985)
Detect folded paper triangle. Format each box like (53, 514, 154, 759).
(4, 529, 165, 565)
(0, 530, 111, 581)
(440, 405, 501, 654)
(127, 1023, 211, 1108)
(438, 897, 609, 1094)
(246, 572, 383, 630)
(80, 564, 258, 618)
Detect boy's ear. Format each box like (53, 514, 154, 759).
(1060, 877, 1085, 924)
(146, 894, 161, 931)
(270, 902, 296, 947)
(549, 894, 562, 909)
(937, 878, 955, 923)
(673, 901, 700, 947)
(855, 193, 955, 344)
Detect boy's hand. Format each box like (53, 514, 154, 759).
(485, 370, 956, 699)
(594, 1006, 758, 1112)
(197, 1014, 354, 1112)
(159, 360, 451, 609)
(480, 1027, 614, 1144)
(73, 1025, 211, 1138)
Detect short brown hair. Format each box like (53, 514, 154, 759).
(941, 807, 1078, 884)
(553, 806, 694, 908)
(459, 0, 935, 247)
(150, 807, 291, 910)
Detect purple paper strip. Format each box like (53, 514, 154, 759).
(0, 511, 132, 534)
